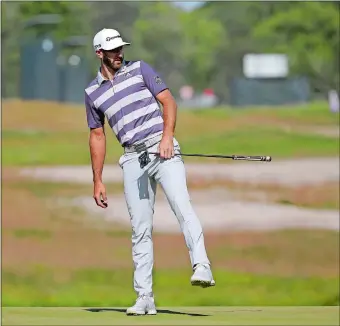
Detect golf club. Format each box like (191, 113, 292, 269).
(148, 152, 272, 162)
(138, 151, 272, 168)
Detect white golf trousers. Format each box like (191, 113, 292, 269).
(118, 137, 211, 296)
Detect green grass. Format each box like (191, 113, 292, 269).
(9, 180, 123, 198)
(12, 229, 52, 240)
(2, 127, 339, 166)
(2, 131, 100, 166)
(2, 307, 339, 325)
(3, 268, 339, 307)
(195, 101, 340, 125)
(259, 101, 340, 125)
(2, 101, 339, 166)
(179, 127, 339, 158)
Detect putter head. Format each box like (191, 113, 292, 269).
(138, 151, 151, 169)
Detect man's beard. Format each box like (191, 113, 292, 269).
(103, 53, 123, 71)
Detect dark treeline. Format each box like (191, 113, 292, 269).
(2, 1, 339, 102)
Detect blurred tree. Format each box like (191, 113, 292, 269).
(197, 1, 299, 102)
(3, 1, 338, 102)
(89, 1, 143, 42)
(1, 1, 92, 98)
(252, 1, 339, 94)
(2, 2, 22, 97)
(196, 2, 263, 101)
(131, 2, 227, 96)
(19, 1, 91, 40)
(131, 2, 186, 95)
(180, 9, 227, 92)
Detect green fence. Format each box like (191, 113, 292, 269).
(20, 37, 91, 104)
(230, 77, 311, 107)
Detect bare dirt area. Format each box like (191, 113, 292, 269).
(3, 188, 339, 278)
(19, 157, 339, 186)
(2, 172, 339, 278)
(65, 189, 339, 233)
(240, 113, 340, 138)
(2, 100, 87, 132)
(3, 227, 338, 278)
(298, 125, 339, 138)
(15, 157, 340, 232)
(3, 101, 339, 282)
(2, 187, 54, 230)
(189, 180, 339, 210)
(2, 230, 132, 270)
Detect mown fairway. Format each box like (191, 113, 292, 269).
(2, 307, 339, 325)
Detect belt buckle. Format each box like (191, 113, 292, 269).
(133, 142, 147, 153)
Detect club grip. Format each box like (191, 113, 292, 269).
(233, 155, 272, 162)
(255, 156, 272, 162)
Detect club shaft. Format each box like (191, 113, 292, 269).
(148, 152, 271, 161)
(152, 153, 233, 158)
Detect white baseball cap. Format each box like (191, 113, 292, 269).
(93, 28, 130, 52)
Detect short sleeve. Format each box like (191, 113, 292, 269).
(85, 92, 105, 129)
(140, 61, 168, 97)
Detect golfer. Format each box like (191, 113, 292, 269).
(85, 28, 215, 316)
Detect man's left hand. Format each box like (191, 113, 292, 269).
(158, 135, 174, 159)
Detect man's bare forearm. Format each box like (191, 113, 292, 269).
(162, 98, 177, 138)
(89, 128, 106, 183)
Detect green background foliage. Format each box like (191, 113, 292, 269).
(2, 1, 339, 99)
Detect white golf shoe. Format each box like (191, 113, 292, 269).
(126, 294, 157, 316)
(191, 263, 216, 288)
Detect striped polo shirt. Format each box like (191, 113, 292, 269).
(85, 60, 168, 147)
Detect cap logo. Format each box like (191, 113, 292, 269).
(94, 44, 101, 49)
(106, 35, 120, 42)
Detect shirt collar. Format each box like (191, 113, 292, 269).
(96, 60, 127, 85)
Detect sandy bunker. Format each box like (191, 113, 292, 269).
(57, 188, 339, 233)
(21, 157, 339, 233)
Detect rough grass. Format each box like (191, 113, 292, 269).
(2, 128, 338, 166)
(179, 127, 339, 158)
(2, 100, 339, 166)
(2, 98, 339, 310)
(2, 267, 339, 307)
(3, 226, 339, 277)
(4, 100, 338, 131)
(188, 179, 340, 210)
(5, 169, 339, 210)
(2, 175, 339, 307)
(3, 307, 339, 326)
(191, 100, 340, 125)
(2, 175, 339, 277)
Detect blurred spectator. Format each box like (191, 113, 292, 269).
(177, 88, 219, 110)
(328, 90, 339, 113)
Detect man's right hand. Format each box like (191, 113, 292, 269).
(93, 181, 108, 208)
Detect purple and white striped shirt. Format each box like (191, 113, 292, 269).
(85, 60, 168, 147)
